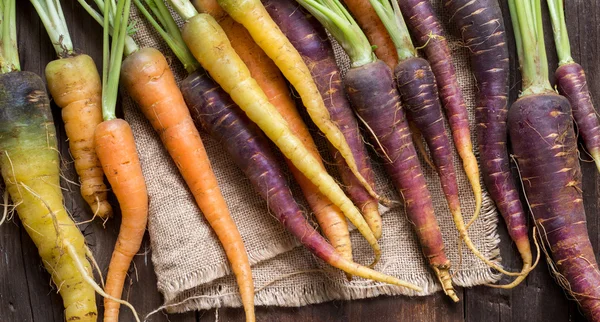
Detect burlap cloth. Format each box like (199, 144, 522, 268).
(122, 0, 503, 312)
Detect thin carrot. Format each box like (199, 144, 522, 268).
(342, 0, 398, 70)
(193, 0, 352, 261)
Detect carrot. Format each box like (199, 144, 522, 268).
(297, 0, 457, 301)
(169, 0, 383, 264)
(181, 69, 421, 290)
(215, 0, 380, 201)
(262, 0, 382, 240)
(444, 0, 534, 287)
(342, 0, 398, 70)
(133, 1, 258, 320)
(193, 0, 352, 259)
(82, 0, 147, 320)
(508, 1, 600, 319)
(369, 0, 525, 280)
(398, 0, 483, 225)
(546, 0, 600, 173)
(31, 0, 111, 219)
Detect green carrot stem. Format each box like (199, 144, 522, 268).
(31, 0, 74, 57)
(0, 0, 19, 73)
(136, 0, 199, 73)
(167, 0, 198, 21)
(546, 0, 573, 65)
(369, 0, 416, 61)
(102, 0, 132, 121)
(77, 0, 139, 56)
(296, 0, 375, 67)
(508, 0, 523, 70)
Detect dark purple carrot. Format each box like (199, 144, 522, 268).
(444, 0, 534, 287)
(369, 0, 518, 277)
(262, 0, 382, 239)
(508, 1, 600, 319)
(397, 0, 482, 223)
(180, 70, 421, 291)
(546, 0, 600, 173)
(297, 0, 457, 301)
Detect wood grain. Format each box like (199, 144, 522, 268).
(1, 0, 598, 321)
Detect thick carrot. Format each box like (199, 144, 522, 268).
(0, 70, 98, 322)
(45, 55, 112, 219)
(508, 1, 600, 319)
(193, 0, 353, 260)
(181, 69, 421, 291)
(342, 0, 398, 70)
(444, 0, 533, 287)
(32, 0, 111, 219)
(94, 119, 147, 321)
(296, 0, 457, 301)
(120, 47, 255, 321)
(174, 8, 382, 263)
(215, 0, 380, 200)
(546, 0, 600, 173)
(398, 0, 482, 224)
(262, 0, 381, 239)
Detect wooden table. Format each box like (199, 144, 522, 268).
(1, 1, 598, 321)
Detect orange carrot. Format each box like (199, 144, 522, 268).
(194, 0, 353, 262)
(120, 47, 255, 321)
(95, 119, 147, 321)
(343, 0, 398, 70)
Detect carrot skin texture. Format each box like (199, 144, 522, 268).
(262, 0, 381, 238)
(217, 0, 379, 200)
(341, 0, 398, 70)
(556, 63, 600, 170)
(45, 54, 112, 219)
(182, 14, 382, 264)
(95, 119, 148, 322)
(508, 93, 600, 320)
(120, 48, 255, 322)
(0, 71, 97, 321)
(445, 0, 532, 274)
(398, 0, 482, 218)
(344, 61, 455, 299)
(180, 70, 420, 290)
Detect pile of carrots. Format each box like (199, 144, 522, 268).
(2, 0, 600, 321)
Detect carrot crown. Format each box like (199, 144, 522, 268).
(546, 0, 573, 66)
(31, 0, 74, 58)
(369, 0, 416, 61)
(296, 0, 376, 68)
(0, 0, 19, 73)
(509, 0, 553, 96)
(101, 0, 132, 121)
(77, 0, 139, 57)
(167, 0, 198, 21)
(135, 0, 199, 73)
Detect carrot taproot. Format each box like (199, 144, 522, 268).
(215, 0, 380, 201)
(546, 0, 600, 173)
(444, 0, 534, 288)
(193, 0, 353, 259)
(168, 2, 382, 264)
(32, 0, 111, 219)
(181, 69, 421, 290)
(262, 0, 382, 239)
(508, 0, 600, 319)
(296, 0, 457, 301)
(342, 0, 398, 70)
(398, 0, 483, 225)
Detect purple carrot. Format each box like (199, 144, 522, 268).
(262, 0, 382, 239)
(444, 0, 533, 287)
(508, 0, 600, 319)
(398, 0, 482, 223)
(180, 70, 421, 290)
(546, 0, 600, 172)
(297, 0, 457, 301)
